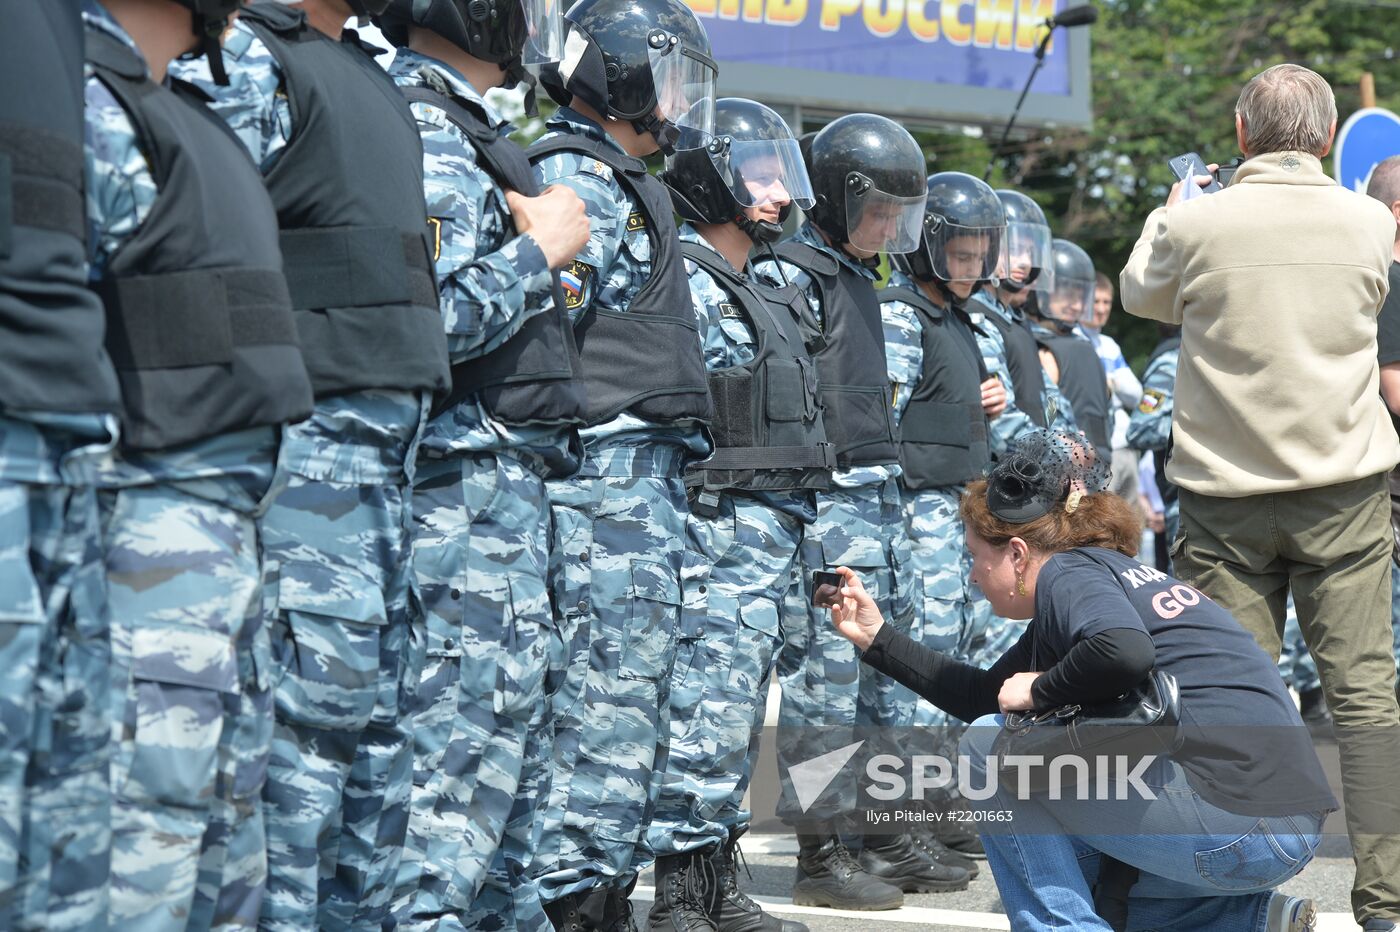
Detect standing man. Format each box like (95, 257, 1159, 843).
(1122, 63, 1400, 930)
(647, 97, 831, 932)
(754, 113, 926, 912)
(83, 0, 315, 927)
(372, 0, 591, 928)
(171, 2, 455, 926)
(1031, 238, 1111, 465)
(878, 171, 1018, 889)
(1085, 272, 1142, 505)
(1, 2, 121, 927)
(526, 0, 718, 925)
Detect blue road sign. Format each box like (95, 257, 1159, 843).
(1334, 107, 1400, 193)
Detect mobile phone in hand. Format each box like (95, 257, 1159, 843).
(811, 571, 843, 608)
(1168, 152, 1222, 197)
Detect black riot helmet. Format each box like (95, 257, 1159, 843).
(1040, 238, 1096, 328)
(175, 0, 244, 85)
(994, 189, 1053, 295)
(375, 0, 566, 95)
(805, 113, 927, 255)
(538, 0, 716, 155)
(660, 98, 814, 244)
(898, 171, 1004, 289)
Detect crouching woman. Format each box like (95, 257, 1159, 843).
(829, 431, 1334, 932)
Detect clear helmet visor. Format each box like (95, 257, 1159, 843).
(648, 43, 716, 138)
(996, 220, 1052, 288)
(924, 221, 1002, 283)
(845, 179, 926, 254)
(519, 0, 566, 66)
(1048, 275, 1097, 325)
(723, 137, 815, 211)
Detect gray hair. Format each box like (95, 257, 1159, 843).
(1367, 154, 1400, 210)
(1235, 64, 1337, 156)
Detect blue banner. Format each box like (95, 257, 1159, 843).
(686, 0, 1072, 95)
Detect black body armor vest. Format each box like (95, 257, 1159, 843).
(981, 300, 1048, 429)
(1, 0, 121, 415)
(773, 241, 898, 469)
(85, 26, 313, 451)
(1041, 327, 1112, 462)
(528, 134, 712, 426)
(882, 286, 991, 491)
(682, 243, 834, 493)
(241, 4, 450, 400)
(396, 83, 587, 431)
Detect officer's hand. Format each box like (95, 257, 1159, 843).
(506, 186, 590, 271)
(828, 566, 886, 652)
(980, 376, 1007, 419)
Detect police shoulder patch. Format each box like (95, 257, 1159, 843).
(626, 211, 647, 232)
(1138, 388, 1166, 414)
(559, 260, 593, 310)
(582, 159, 612, 181)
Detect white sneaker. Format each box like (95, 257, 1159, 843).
(1265, 894, 1317, 932)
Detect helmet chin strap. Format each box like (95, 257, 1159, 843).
(503, 59, 539, 116)
(734, 213, 783, 245)
(194, 14, 230, 86)
(634, 112, 680, 156)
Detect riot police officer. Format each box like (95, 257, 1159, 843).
(1028, 238, 1112, 465)
(0, 2, 122, 926)
(372, 0, 591, 927)
(170, 1, 460, 924)
(527, 0, 718, 926)
(878, 172, 1016, 889)
(83, 0, 315, 926)
(753, 113, 926, 912)
(648, 97, 831, 932)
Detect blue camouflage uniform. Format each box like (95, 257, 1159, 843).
(0, 417, 116, 932)
(530, 107, 710, 901)
(84, 7, 285, 927)
(1126, 343, 1178, 548)
(171, 29, 430, 930)
(384, 51, 577, 932)
(754, 225, 915, 825)
(647, 226, 816, 859)
(881, 273, 1015, 727)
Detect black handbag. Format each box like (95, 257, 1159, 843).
(991, 671, 1185, 795)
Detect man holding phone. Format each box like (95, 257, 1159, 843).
(1122, 63, 1400, 932)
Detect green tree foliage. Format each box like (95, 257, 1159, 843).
(922, 0, 1400, 367)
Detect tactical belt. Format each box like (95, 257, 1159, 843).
(99, 267, 299, 370)
(278, 225, 437, 311)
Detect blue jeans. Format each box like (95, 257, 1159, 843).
(960, 715, 1324, 931)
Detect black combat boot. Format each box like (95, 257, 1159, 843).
(705, 829, 808, 932)
(858, 834, 970, 893)
(909, 827, 980, 879)
(548, 887, 612, 932)
(647, 854, 718, 932)
(792, 831, 903, 911)
(604, 877, 642, 932)
(931, 808, 986, 858)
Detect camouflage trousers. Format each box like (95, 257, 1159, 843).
(648, 493, 801, 857)
(391, 452, 553, 932)
(533, 449, 688, 901)
(101, 479, 271, 932)
(257, 472, 418, 931)
(776, 477, 914, 824)
(0, 479, 110, 931)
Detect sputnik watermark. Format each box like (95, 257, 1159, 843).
(867, 753, 1159, 802)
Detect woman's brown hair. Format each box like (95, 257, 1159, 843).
(959, 479, 1142, 556)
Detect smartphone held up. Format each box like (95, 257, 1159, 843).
(811, 570, 843, 608)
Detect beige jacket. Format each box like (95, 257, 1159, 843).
(1120, 151, 1400, 496)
